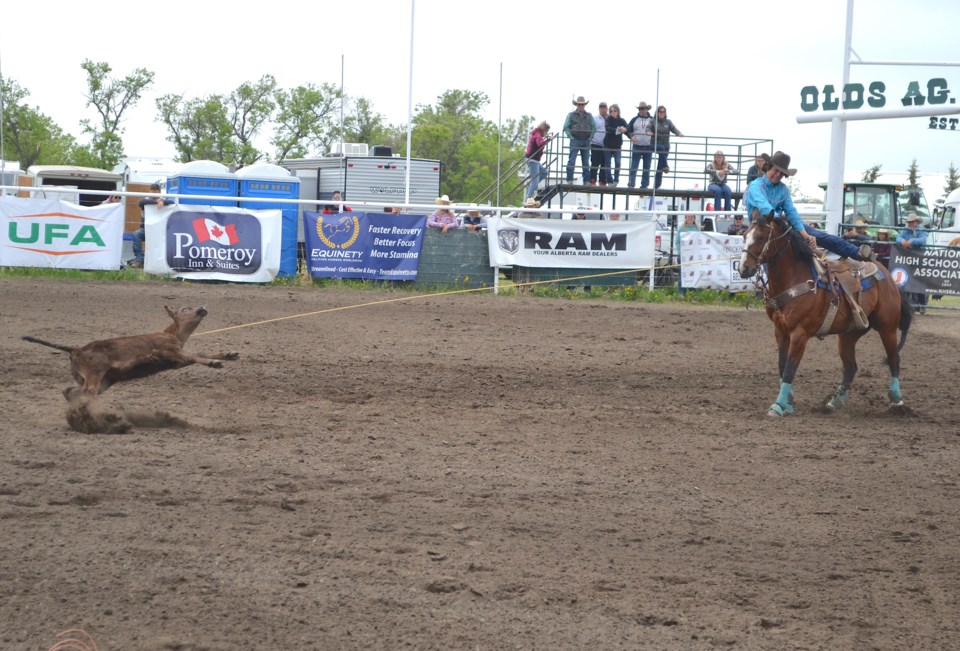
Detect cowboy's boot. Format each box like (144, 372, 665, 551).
(858, 243, 876, 262)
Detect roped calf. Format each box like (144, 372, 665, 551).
(24, 305, 239, 398)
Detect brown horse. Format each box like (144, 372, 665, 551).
(737, 211, 912, 416)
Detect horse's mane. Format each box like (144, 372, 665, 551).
(772, 216, 815, 263)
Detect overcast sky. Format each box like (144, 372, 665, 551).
(2, 0, 958, 198)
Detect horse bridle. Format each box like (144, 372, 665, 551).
(743, 219, 794, 266)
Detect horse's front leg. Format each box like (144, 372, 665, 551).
(826, 332, 865, 410)
(775, 327, 789, 380)
(769, 331, 810, 417)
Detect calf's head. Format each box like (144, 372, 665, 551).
(163, 305, 209, 343)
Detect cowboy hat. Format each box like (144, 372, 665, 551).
(760, 151, 797, 177)
(905, 212, 922, 223)
(571, 95, 589, 106)
(523, 198, 541, 208)
(435, 194, 451, 205)
(636, 101, 652, 110)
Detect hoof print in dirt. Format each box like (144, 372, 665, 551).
(425, 577, 465, 593)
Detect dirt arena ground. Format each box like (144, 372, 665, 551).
(2, 278, 959, 650)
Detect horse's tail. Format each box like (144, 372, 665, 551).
(896, 287, 913, 351)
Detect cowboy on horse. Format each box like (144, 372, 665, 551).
(745, 151, 874, 263)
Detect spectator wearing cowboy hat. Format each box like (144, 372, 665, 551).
(745, 151, 873, 262)
(519, 197, 542, 218)
(626, 101, 655, 188)
(427, 195, 460, 233)
(897, 212, 928, 312)
(461, 204, 486, 231)
(562, 95, 595, 185)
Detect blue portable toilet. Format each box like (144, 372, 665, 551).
(237, 163, 300, 277)
(167, 160, 238, 207)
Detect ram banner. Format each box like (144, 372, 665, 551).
(486, 217, 655, 269)
(144, 205, 282, 282)
(0, 196, 124, 270)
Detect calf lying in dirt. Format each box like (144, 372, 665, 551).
(24, 305, 239, 399)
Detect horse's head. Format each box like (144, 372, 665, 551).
(738, 209, 775, 278)
(738, 210, 812, 278)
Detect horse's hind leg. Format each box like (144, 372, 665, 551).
(826, 332, 865, 410)
(879, 327, 904, 406)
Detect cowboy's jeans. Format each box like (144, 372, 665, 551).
(628, 145, 652, 188)
(566, 138, 591, 183)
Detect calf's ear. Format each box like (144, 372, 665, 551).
(165, 305, 176, 319)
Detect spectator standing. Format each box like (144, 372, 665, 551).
(874, 229, 893, 267)
(843, 219, 871, 244)
(462, 204, 486, 231)
(525, 121, 553, 199)
(519, 197, 542, 218)
(427, 195, 460, 233)
(651, 106, 683, 190)
(727, 214, 748, 236)
(745, 151, 871, 261)
(589, 102, 610, 186)
(626, 101, 654, 189)
(322, 190, 351, 214)
(604, 104, 629, 187)
(896, 212, 928, 313)
(705, 150, 738, 213)
(131, 183, 169, 268)
(746, 154, 766, 188)
(563, 96, 595, 185)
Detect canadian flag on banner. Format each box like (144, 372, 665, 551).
(192, 218, 239, 246)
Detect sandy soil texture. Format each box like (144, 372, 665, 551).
(2, 278, 959, 650)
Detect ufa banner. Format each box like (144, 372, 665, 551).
(679, 231, 754, 291)
(486, 217, 655, 269)
(889, 243, 960, 296)
(0, 196, 124, 270)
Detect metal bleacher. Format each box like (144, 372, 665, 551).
(474, 133, 775, 215)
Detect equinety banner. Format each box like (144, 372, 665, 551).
(145, 205, 281, 282)
(303, 211, 427, 280)
(0, 196, 124, 270)
(486, 217, 655, 269)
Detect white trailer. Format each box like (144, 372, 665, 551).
(281, 153, 441, 242)
(24, 165, 123, 206)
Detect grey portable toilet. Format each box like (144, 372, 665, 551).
(237, 163, 300, 277)
(167, 160, 238, 207)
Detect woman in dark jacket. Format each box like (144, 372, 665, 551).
(603, 104, 629, 186)
(651, 105, 683, 189)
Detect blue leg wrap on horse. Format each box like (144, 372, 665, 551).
(773, 382, 795, 415)
(889, 377, 902, 404)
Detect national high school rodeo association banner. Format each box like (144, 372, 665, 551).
(889, 242, 960, 297)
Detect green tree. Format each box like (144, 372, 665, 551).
(79, 60, 154, 169)
(271, 82, 343, 161)
(226, 75, 276, 166)
(861, 164, 882, 182)
(944, 162, 959, 195)
(342, 97, 391, 151)
(906, 158, 920, 188)
(410, 89, 526, 204)
(0, 78, 79, 168)
(156, 93, 236, 163)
